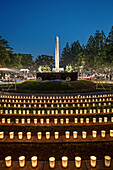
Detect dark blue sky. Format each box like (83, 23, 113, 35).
(0, 0, 113, 59)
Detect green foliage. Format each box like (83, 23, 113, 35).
(35, 55, 54, 69)
(14, 80, 96, 93)
(60, 26, 113, 72)
(0, 36, 35, 69)
(38, 65, 51, 72)
(17, 80, 73, 91)
(0, 36, 13, 67)
(65, 65, 73, 72)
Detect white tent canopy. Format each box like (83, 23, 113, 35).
(0, 68, 17, 72)
(20, 69, 29, 72)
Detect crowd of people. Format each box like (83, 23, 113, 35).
(78, 72, 113, 81)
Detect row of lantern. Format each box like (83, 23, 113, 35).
(0, 116, 112, 124)
(0, 108, 113, 115)
(0, 102, 111, 108)
(0, 97, 112, 103)
(4, 155, 112, 168)
(0, 130, 113, 140)
(0, 93, 112, 99)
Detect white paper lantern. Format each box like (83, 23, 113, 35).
(5, 156, 12, 167)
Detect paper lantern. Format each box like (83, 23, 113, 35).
(98, 109, 100, 113)
(111, 117, 113, 122)
(49, 157, 55, 168)
(93, 109, 96, 113)
(77, 104, 80, 107)
(76, 110, 78, 114)
(80, 110, 82, 114)
(2, 118, 5, 123)
(19, 156, 25, 167)
(0, 131, 4, 139)
(92, 131, 97, 138)
(19, 110, 21, 114)
(82, 131, 87, 139)
(23, 110, 25, 114)
(104, 117, 108, 123)
(55, 110, 58, 114)
(99, 117, 102, 123)
(90, 156, 97, 167)
(9, 132, 14, 139)
(18, 132, 23, 139)
(80, 118, 83, 123)
(27, 118, 30, 124)
(31, 156, 37, 167)
(5, 110, 8, 114)
(37, 132, 42, 139)
(107, 109, 110, 113)
(33, 110, 36, 114)
(54, 119, 58, 124)
(101, 130, 106, 138)
(74, 118, 78, 123)
(103, 109, 106, 113)
(66, 118, 69, 124)
(73, 131, 77, 139)
(46, 119, 50, 124)
(62, 156, 68, 168)
(104, 103, 106, 106)
(70, 110, 73, 114)
(60, 119, 64, 124)
(66, 110, 69, 114)
(65, 131, 70, 139)
(61, 104, 63, 107)
(45, 104, 47, 108)
(93, 118, 96, 123)
(51, 110, 54, 114)
(21, 119, 25, 124)
(61, 110, 64, 114)
(84, 110, 87, 114)
(38, 110, 40, 115)
(89, 110, 92, 114)
(7, 119, 11, 124)
(110, 130, 113, 137)
(46, 132, 50, 139)
(16, 119, 19, 124)
(27, 132, 31, 139)
(40, 119, 44, 124)
(5, 156, 12, 167)
(34, 119, 37, 124)
(4, 104, 6, 107)
(85, 118, 89, 123)
(54, 132, 59, 139)
(27, 110, 29, 114)
(104, 156, 111, 167)
(66, 104, 68, 107)
(75, 156, 81, 168)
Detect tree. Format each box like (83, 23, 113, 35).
(70, 40, 82, 64)
(20, 54, 35, 69)
(9, 53, 22, 68)
(60, 42, 71, 68)
(84, 30, 108, 71)
(106, 26, 113, 62)
(60, 41, 82, 69)
(0, 36, 13, 67)
(35, 55, 54, 69)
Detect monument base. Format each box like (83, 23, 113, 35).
(36, 72, 78, 81)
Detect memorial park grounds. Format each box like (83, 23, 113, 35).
(0, 80, 113, 169)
